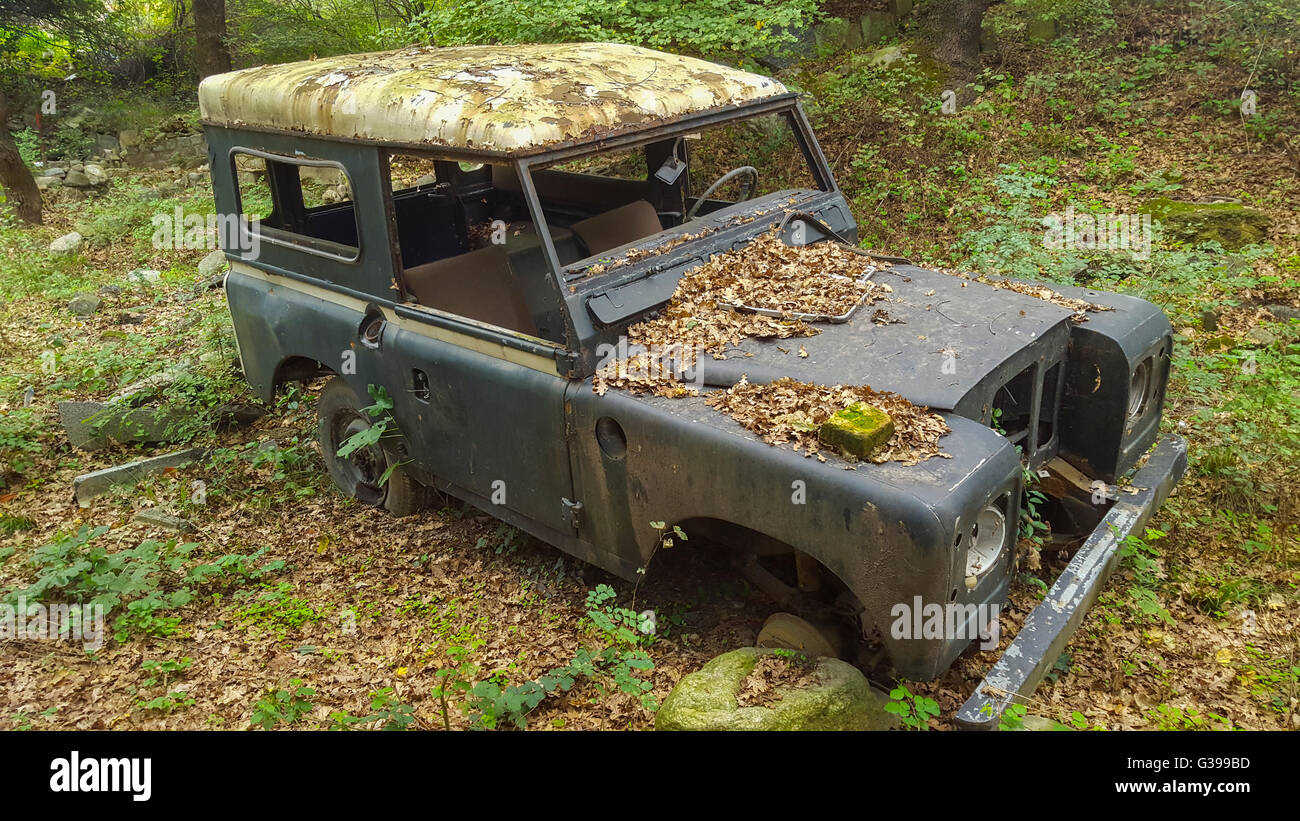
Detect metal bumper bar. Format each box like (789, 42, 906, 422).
(955, 434, 1189, 729)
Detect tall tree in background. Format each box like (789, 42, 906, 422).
(917, 0, 998, 85)
(0, 85, 42, 223)
(0, 0, 110, 224)
(193, 0, 231, 78)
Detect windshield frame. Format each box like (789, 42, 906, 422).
(513, 97, 835, 287)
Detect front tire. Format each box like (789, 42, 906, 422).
(316, 377, 427, 517)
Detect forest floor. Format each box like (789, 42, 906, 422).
(1, 28, 1297, 731)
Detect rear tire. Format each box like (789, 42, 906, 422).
(756, 612, 846, 660)
(316, 377, 428, 517)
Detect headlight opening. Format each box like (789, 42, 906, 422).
(1127, 357, 1153, 421)
(964, 502, 1009, 578)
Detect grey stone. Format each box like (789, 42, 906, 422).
(49, 231, 83, 254)
(118, 130, 140, 149)
(861, 11, 898, 45)
(35, 176, 62, 190)
(128, 268, 162, 284)
(70, 162, 85, 173)
(72, 447, 206, 506)
(868, 45, 905, 68)
(58, 400, 191, 451)
(1246, 327, 1277, 346)
(45, 167, 67, 178)
(414, 174, 437, 187)
(67, 293, 102, 316)
(1061, 259, 1089, 280)
(83, 163, 108, 185)
(134, 509, 196, 532)
(94, 133, 120, 153)
(1264, 304, 1300, 323)
(215, 402, 266, 430)
(198, 249, 227, 278)
(656, 647, 897, 731)
(110, 363, 193, 405)
(1028, 18, 1059, 41)
(63, 169, 92, 187)
(1010, 714, 1071, 731)
(97, 284, 122, 297)
(814, 18, 858, 52)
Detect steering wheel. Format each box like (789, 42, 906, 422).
(685, 166, 759, 221)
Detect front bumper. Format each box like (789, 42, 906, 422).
(955, 434, 1188, 730)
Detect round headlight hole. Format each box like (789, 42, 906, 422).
(964, 505, 1007, 578)
(595, 417, 627, 459)
(1128, 358, 1153, 420)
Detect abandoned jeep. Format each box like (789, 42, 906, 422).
(199, 43, 1187, 728)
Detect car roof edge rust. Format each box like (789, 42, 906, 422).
(197, 43, 790, 155)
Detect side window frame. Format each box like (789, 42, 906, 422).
(207, 129, 397, 300)
(229, 146, 361, 264)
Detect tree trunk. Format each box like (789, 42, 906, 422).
(0, 88, 42, 225)
(918, 0, 994, 84)
(193, 0, 232, 79)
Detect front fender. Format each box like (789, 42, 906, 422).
(566, 384, 1023, 679)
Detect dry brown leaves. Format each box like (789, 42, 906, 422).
(734, 654, 819, 708)
(583, 226, 721, 277)
(973, 276, 1114, 322)
(593, 231, 886, 396)
(591, 233, 946, 464)
(592, 350, 703, 399)
(706, 376, 951, 465)
(626, 230, 880, 354)
(1214, 305, 1276, 338)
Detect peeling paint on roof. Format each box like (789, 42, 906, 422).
(198, 43, 790, 154)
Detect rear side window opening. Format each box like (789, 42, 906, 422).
(231, 148, 360, 262)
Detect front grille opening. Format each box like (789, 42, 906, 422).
(992, 364, 1035, 446)
(1036, 362, 1062, 451)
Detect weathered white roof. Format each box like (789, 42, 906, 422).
(198, 43, 789, 154)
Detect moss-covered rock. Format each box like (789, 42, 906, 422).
(1141, 198, 1270, 250)
(655, 648, 896, 731)
(818, 402, 894, 459)
(1010, 715, 1072, 731)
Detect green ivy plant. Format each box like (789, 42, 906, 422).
(885, 685, 940, 730)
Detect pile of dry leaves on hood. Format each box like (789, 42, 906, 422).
(592, 231, 949, 466)
(972, 276, 1114, 322)
(706, 376, 951, 465)
(594, 231, 886, 396)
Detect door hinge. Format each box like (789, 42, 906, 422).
(561, 498, 583, 530)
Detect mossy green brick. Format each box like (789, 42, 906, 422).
(818, 402, 894, 459)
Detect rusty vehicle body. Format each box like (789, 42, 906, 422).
(199, 43, 1187, 728)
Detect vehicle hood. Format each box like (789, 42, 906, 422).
(691, 264, 1076, 412)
